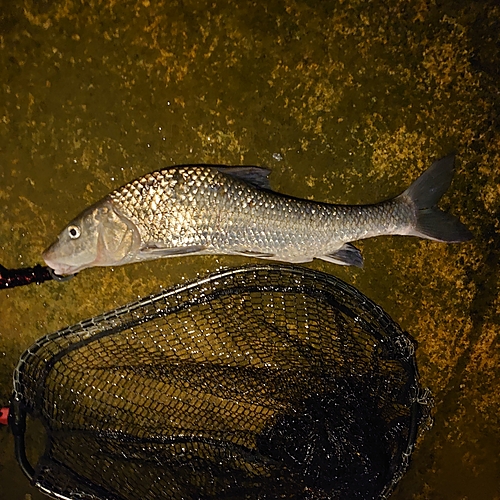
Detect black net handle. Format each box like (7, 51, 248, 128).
(0, 264, 74, 289)
(5, 400, 35, 480)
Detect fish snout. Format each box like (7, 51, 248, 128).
(42, 243, 83, 276)
(42, 254, 76, 277)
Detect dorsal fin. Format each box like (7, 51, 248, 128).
(215, 166, 272, 190)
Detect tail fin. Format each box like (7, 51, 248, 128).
(401, 155, 473, 242)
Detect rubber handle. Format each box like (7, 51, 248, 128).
(0, 407, 9, 426)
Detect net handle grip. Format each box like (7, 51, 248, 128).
(0, 263, 76, 289)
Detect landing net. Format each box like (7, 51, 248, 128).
(10, 265, 431, 499)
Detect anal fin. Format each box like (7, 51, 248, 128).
(320, 243, 363, 267)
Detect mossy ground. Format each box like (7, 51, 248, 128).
(0, 1, 498, 498)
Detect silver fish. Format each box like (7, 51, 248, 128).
(43, 155, 472, 275)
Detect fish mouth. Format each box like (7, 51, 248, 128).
(47, 266, 78, 281)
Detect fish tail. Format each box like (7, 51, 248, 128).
(401, 155, 473, 242)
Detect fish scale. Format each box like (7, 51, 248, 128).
(42, 156, 472, 275)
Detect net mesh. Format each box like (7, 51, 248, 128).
(12, 265, 431, 500)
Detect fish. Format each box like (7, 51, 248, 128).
(42, 155, 472, 276)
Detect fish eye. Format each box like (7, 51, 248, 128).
(67, 225, 81, 239)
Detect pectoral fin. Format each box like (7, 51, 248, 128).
(320, 243, 363, 267)
(230, 249, 276, 258)
(140, 244, 208, 257)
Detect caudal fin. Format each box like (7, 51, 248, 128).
(402, 155, 473, 242)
